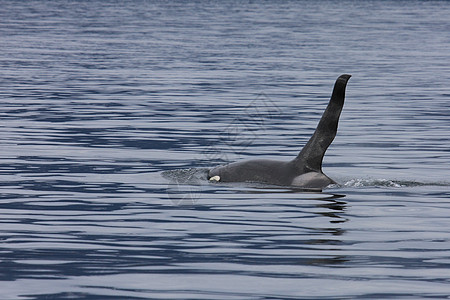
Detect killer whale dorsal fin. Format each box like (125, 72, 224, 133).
(294, 74, 351, 172)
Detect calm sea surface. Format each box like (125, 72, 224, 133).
(1, 1, 449, 299)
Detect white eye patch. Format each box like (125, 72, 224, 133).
(209, 175, 221, 182)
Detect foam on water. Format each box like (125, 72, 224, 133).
(342, 178, 450, 188)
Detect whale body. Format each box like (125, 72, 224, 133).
(208, 74, 352, 190)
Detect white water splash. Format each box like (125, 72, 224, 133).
(343, 178, 403, 188)
(342, 178, 450, 188)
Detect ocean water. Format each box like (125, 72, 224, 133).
(1, 0, 450, 299)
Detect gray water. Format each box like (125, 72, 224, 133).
(1, 1, 450, 299)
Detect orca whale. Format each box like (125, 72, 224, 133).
(208, 74, 351, 189)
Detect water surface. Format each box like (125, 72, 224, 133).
(1, 0, 449, 299)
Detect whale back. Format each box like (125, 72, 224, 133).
(208, 74, 351, 189)
(293, 74, 351, 173)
